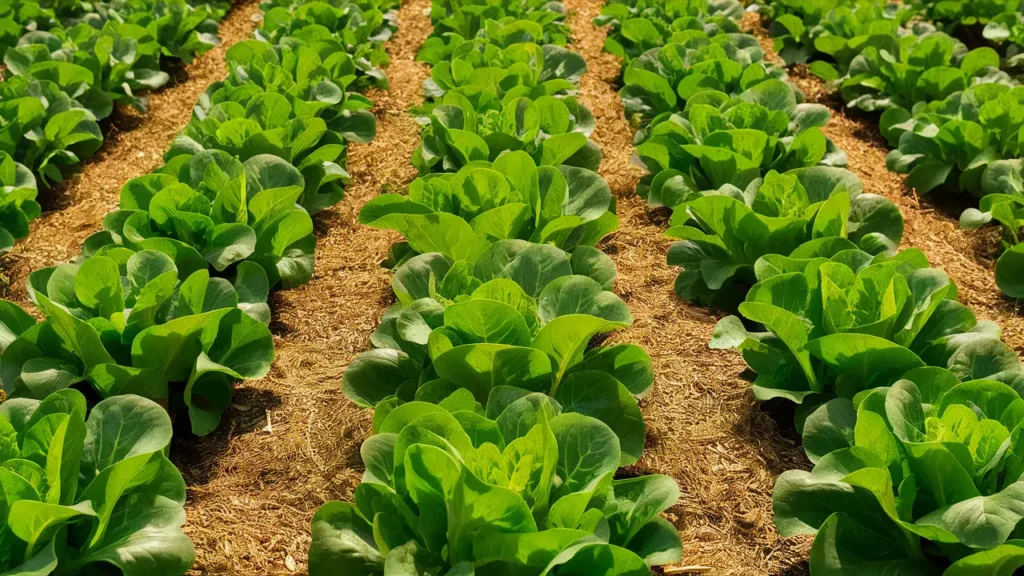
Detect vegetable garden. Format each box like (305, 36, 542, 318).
(0, 0, 1023, 574)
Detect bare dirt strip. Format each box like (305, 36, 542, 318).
(565, 2, 811, 575)
(0, 0, 262, 305)
(174, 1, 432, 572)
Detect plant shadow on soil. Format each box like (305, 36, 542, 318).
(735, 391, 807, 475)
(777, 562, 811, 576)
(30, 163, 86, 214)
(171, 387, 284, 485)
(312, 209, 345, 237)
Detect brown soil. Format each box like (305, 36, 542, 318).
(745, 15, 1024, 354)
(175, 1, 431, 573)
(567, 3, 811, 575)
(0, 0, 262, 306)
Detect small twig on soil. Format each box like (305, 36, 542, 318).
(664, 567, 712, 574)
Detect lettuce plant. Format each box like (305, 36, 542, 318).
(417, 17, 568, 65)
(909, 0, 1020, 29)
(412, 92, 597, 174)
(664, 167, 904, 307)
(776, 377, 1024, 574)
(361, 151, 618, 257)
(633, 80, 844, 172)
(634, 88, 848, 210)
(762, 1, 1024, 301)
(0, 76, 104, 186)
(839, 34, 1012, 112)
(342, 244, 652, 464)
(256, 0, 398, 89)
(83, 0, 224, 63)
(0, 151, 41, 252)
(136, 0, 222, 62)
(310, 404, 682, 574)
(0, 0, 234, 187)
(0, 250, 275, 434)
(5, 21, 171, 115)
(0, 0, 233, 180)
(996, 243, 1024, 298)
(0, 0, 60, 60)
(882, 83, 1024, 195)
(29, 244, 266, 330)
(86, 152, 321, 289)
(428, 0, 570, 46)
(412, 24, 593, 174)
(210, 38, 378, 200)
(619, 32, 773, 119)
(635, 70, 831, 138)
(164, 84, 372, 284)
(219, 38, 378, 133)
(171, 77, 375, 162)
(419, 38, 587, 102)
(767, 0, 912, 71)
(986, 9, 1024, 68)
(960, 159, 1024, 297)
(0, 388, 193, 575)
(711, 248, 1023, 405)
(594, 0, 743, 63)
(961, 177, 1024, 247)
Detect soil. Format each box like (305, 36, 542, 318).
(173, 0, 432, 573)
(0, 0, 263, 306)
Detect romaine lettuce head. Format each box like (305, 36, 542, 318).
(342, 250, 650, 465)
(360, 152, 618, 256)
(663, 167, 902, 308)
(776, 378, 1024, 574)
(309, 406, 681, 575)
(712, 249, 1023, 404)
(595, 0, 744, 63)
(0, 388, 194, 574)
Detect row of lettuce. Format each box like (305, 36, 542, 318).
(764, 0, 1024, 298)
(307, 1, 686, 575)
(912, 0, 1024, 58)
(598, 0, 1024, 573)
(0, 0, 399, 573)
(0, 0, 236, 254)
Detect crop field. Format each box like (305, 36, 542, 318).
(1, 0, 1024, 574)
